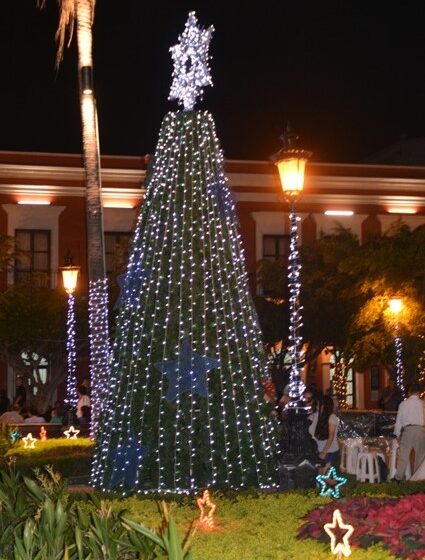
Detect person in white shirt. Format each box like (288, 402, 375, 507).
(23, 407, 46, 423)
(393, 383, 425, 481)
(76, 385, 91, 420)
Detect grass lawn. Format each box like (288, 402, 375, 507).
(6, 440, 425, 559)
(104, 482, 425, 560)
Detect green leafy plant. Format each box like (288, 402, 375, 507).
(0, 466, 195, 559)
(0, 425, 19, 457)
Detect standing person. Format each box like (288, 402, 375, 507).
(393, 383, 425, 481)
(81, 376, 91, 397)
(76, 385, 91, 421)
(308, 395, 340, 470)
(380, 377, 403, 411)
(13, 376, 26, 408)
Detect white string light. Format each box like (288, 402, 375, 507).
(91, 111, 278, 494)
(88, 278, 110, 440)
(91, 12, 277, 495)
(169, 12, 214, 111)
(286, 204, 306, 406)
(65, 293, 78, 408)
(394, 325, 405, 398)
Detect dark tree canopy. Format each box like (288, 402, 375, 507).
(256, 221, 425, 381)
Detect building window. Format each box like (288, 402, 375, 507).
(330, 351, 355, 408)
(259, 235, 290, 295)
(14, 229, 51, 287)
(21, 352, 49, 396)
(262, 235, 290, 261)
(105, 232, 132, 279)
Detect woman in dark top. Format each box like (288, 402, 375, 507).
(13, 376, 26, 408)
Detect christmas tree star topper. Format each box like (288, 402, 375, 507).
(323, 508, 354, 558)
(169, 11, 214, 110)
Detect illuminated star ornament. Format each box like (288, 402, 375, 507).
(10, 430, 20, 443)
(22, 433, 36, 449)
(324, 509, 354, 557)
(114, 269, 152, 311)
(316, 466, 347, 499)
(64, 425, 80, 439)
(196, 489, 216, 530)
(154, 339, 220, 403)
(169, 11, 214, 110)
(108, 438, 149, 490)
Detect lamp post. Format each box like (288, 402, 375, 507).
(61, 264, 80, 409)
(273, 126, 317, 489)
(388, 297, 405, 397)
(275, 126, 311, 408)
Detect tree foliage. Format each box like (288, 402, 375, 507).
(0, 235, 16, 272)
(255, 221, 425, 381)
(0, 280, 86, 411)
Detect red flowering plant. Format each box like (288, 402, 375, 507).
(298, 494, 425, 559)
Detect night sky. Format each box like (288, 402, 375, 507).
(2, 2, 425, 164)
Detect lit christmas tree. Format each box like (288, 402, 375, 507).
(91, 12, 277, 493)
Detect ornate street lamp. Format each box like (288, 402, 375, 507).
(272, 126, 317, 489)
(275, 126, 311, 408)
(388, 297, 405, 397)
(61, 263, 81, 409)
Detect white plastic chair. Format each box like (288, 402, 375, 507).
(356, 451, 385, 483)
(340, 438, 363, 474)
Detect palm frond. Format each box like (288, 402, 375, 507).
(37, 0, 96, 68)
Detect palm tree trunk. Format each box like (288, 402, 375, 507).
(76, 0, 110, 438)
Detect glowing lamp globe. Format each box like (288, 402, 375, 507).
(276, 148, 311, 197)
(388, 297, 403, 315)
(61, 266, 80, 295)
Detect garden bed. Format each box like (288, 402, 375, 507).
(4, 439, 425, 558)
(104, 481, 425, 560)
(5, 437, 93, 483)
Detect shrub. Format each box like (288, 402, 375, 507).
(4, 437, 93, 482)
(0, 466, 195, 559)
(298, 493, 425, 559)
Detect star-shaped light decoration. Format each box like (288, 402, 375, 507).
(316, 466, 347, 499)
(196, 489, 216, 530)
(64, 425, 80, 439)
(10, 429, 20, 443)
(169, 11, 214, 110)
(324, 508, 354, 558)
(154, 339, 220, 403)
(114, 269, 151, 311)
(22, 433, 36, 449)
(108, 438, 149, 490)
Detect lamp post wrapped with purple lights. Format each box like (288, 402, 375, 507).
(275, 126, 311, 409)
(272, 127, 318, 489)
(61, 264, 80, 409)
(388, 297, 405, 397)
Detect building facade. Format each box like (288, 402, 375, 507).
(1, 150, 425, 409)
